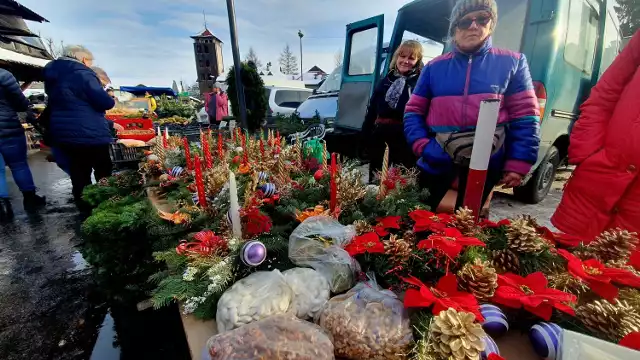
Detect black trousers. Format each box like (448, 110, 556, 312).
(419, 165, 502, 212)
(59, 144, 113, 200)
(368, 123, 416, 181)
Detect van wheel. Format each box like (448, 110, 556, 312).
(513, 146, 560, 204)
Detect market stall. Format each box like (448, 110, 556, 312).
(79, 128, 640, 360)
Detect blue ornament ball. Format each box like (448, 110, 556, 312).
(191, 192, 199, 206)
(480, 304, 509, 337)
(259, 183, 277, 197)
(529, 322, 562, 360)
(480, 336, 500, 360)
(171, 166, 184, 177)
(241, 240, 267, 266)
(258, 171, 269, 183)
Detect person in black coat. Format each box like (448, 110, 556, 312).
(0, 69, 46, 218)
(362, 40, 424, 181)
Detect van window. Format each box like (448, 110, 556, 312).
(274, 90, 310, 108)
(564, 0, 598, 74)
(401, 30, 444, 63)
(492, 0, 528, 51)
(348, 27, 378, 76)
(600, 13, 621, 74)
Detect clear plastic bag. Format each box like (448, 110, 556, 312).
(288, 216, 359, 293)
(283, 268, 331, 319)
(204, 313, 335, 360)
(315, 277, 413, 360)
(216, 270, 293, 333)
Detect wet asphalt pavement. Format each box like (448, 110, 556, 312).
(0, 152, 190, 360)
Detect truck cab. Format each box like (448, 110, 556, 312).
(327, 0, 621, 204)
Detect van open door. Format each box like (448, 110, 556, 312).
(335, 15, 384, 131)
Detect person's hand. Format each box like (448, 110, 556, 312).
(500, 172, 523, 188)
(20, 81, 33, 91)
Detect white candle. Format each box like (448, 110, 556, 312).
(164, 127, 169, 140)
(157, 126, 161, 137)
(228, 171, 243, 239)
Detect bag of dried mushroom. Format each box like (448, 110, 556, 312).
(315, 277, 413, 360)
(288, 216, 360, 293)
(216, 270, 293, 333)
(204, 313, 335, 360)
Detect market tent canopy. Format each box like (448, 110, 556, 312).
(119, 86, 176, 97)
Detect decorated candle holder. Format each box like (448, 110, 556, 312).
(480, 304, 509, 337)
(480, 335, 500, 360)
(529, 322, 562, 360)
(240, 240, 267, 267)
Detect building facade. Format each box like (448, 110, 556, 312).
(191, 28, 223, 94)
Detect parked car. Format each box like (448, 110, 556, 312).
(296, 66, 341, 123)
(264, 86, 313, 122)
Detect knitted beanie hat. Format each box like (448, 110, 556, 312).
(448, 0, 498, 35)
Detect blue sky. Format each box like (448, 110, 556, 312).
(22, 0, 411, 87)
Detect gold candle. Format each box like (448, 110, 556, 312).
(378, 143, 389, 198)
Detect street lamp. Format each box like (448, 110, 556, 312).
(298, 30, 304, 81)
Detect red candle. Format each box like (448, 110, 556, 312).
(162, 130, 168, 149)
(330, 153, 337, 213)
(202, 133, 213, 169)
(217, 132, 224, 160)
(183, 137, 193, 171)
(194, 155, 207, 208)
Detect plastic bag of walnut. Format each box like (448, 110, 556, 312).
(204, 313, 335, 360)
(315, 277, 413, 360)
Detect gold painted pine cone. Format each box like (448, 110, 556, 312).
(452, 207, 478, 236)
(457, 259, 498, 301)
(430, 308, 486, 360)
(506, 217, 545, 254)
(587, 228, 639, 263)
(384, 235, 413, 266)
(576, 299, 640, 342)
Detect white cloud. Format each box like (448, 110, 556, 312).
(21, 0, 411, 87)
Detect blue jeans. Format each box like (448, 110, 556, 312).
(0, 133, 36, 194)
(0, 152, 8, 198)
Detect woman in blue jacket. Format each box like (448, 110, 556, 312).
(0, 69, 46, 218)
(404, 0, 540, 211)
(44, 45, 115, 206)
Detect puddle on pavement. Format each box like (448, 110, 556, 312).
(90, 312, 120, 360)
(70, 250, 90, 272)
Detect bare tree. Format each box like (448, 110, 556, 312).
(334, 49, 343, 68)
(43, 36, 64, 58)
(278, 44, 298, 75)
(244, 47, 263, 69)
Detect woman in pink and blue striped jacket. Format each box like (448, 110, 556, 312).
(404, 0, 540, 212)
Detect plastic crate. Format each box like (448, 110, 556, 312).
(109, 143, 151, 163)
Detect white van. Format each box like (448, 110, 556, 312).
(264, 86, 313, 120)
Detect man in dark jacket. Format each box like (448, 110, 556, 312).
(0, 68, 46, 217)
(44, 45, 115, 205)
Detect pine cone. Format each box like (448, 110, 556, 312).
(430, 308, 486, 360)
(577, 299, 640, 342)
(384, 235, 412, 266)
(506, 218, 545, 254)
(605, 260, 640, 277)
(403, 230, 416, 244)
(548, 271, 589, 296)
(457, 259, 498, 301)
(587, 229, 639, 263)
(491, 249, 520, 274)
(619, 289, 640, 310)
(452, 207, 478, 236)
(352, 220, 373, 235)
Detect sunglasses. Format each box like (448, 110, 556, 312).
(457, 15, 492, 30)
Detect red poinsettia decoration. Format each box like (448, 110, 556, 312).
(630, 250, 640, 271)
(382, 167, 408, 191)
(620, 332, 640, 351)
(241, 207, 273, 238)
(344, 232, 385, 256)
(409, 210, 453, 233)
(478, 218, 511, 228)
(176, 230, 228, 256)
(492, 272, 577, 321)
(487, 355, 506, 360)
(403, 274, 483, 321)
(558, 249, 640, 301)
(417, 228, 485, 259)
(374, 216, 401, 236)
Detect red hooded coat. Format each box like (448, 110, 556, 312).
(552, 31, 640, 240)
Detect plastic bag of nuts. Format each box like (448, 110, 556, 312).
(204, 313, 335, 360)
(315, 279, 413, 360)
